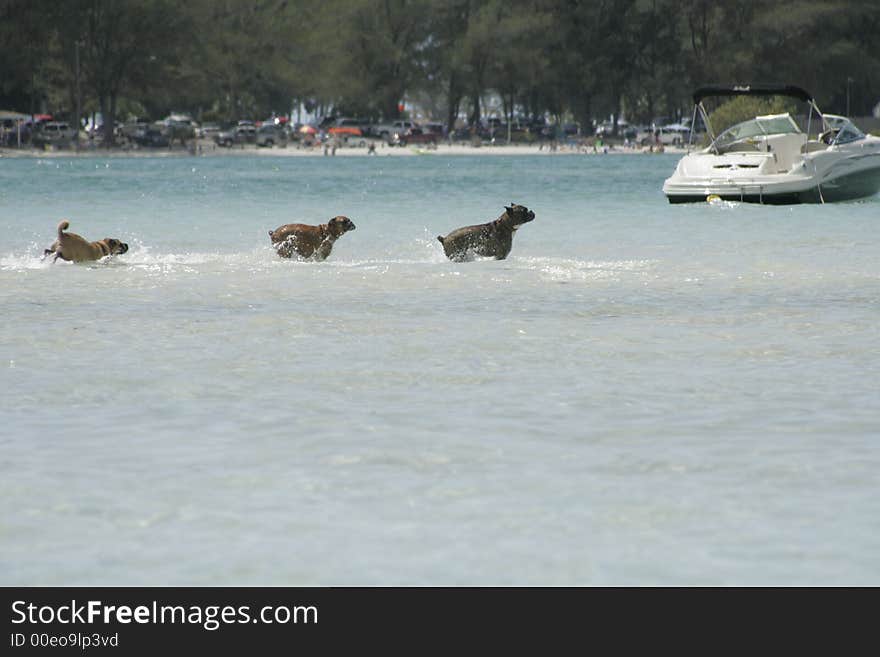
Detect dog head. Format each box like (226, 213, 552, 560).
(503, 204, 535, 229)
(102, 238, 129, 256)
(327, 216, 356, 238)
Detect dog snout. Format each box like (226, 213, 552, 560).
(517, 209, 535, 224)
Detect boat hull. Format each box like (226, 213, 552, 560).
(666, 163, 880, 204)
(663, 138, 880, 204)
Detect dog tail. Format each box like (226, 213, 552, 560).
(436, 235, 444, 244)
(58, 220, 70, 237)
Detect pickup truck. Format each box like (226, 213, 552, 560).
(214, 124, 256, 147)
(134, 127, 170, 148)
(372, 119, 417, 142)
(390, 127, 437, 147)
(32, 121, 78, 147)
(256, 124, 288, 147)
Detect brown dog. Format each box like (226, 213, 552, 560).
(437, 204, 535, 261)
(268, 216, 356, 260)
(43, 220, 129, 263)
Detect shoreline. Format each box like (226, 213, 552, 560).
(1, 139, 686, 159)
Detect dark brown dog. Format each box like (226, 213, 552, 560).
(268, 216, 356, 260)
(437, 204, 535, 261)
(43, 220, 129, 263)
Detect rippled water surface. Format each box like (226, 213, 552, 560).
(2, 153, 878, 585)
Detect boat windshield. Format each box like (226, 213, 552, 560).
(712, 113, 801, 150)
(823, 114, 865, 144)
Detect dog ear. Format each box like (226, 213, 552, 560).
(504, 205, 513, 214)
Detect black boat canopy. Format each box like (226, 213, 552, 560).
(692, 85, 813, 105)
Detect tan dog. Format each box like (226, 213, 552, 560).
(43, 220, 129, 263)
(437, 204, 535, 261)
(268, 216, 356, 260)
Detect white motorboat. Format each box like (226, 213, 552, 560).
(663, 85, 880, 203)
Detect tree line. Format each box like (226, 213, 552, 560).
(2, 0, 878, 145)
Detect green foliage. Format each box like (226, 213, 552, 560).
(116, 99, 148, 123)
(1, 0, 878, 132)
(707, 96, 797, 136)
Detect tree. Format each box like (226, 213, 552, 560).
(489, 1, 554, 140)
(3, 0, 879, 142)
(748, 0, 880, 114)
(307, 0, 433, 119)
(627, 0, 686, 124)
(425, 0, 476, 132)
(0, 0, 54, 113)
(547, 0, 603, 132)
(58, 0, 188, 145)
(179, 0, 304, 123)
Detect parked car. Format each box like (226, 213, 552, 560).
(134, 127, 170, 147)
(1, 118, 30, 146)
(450, 124, 493, 141)
(623, 124, 647, 142)
(484, 121, 530, 140)
(167, 119, 196, 142)
(324, 117, 366, 141)
(638, 124, 690, 147)
(422, 122, 446, 137)
(198, 122, 220, 139)
(32, 121, 77, 146)
(391, 127, 437, 147)
(215, 124, 256, 147)
(331, 117, 366, 131)
(373, 119, 417, 142)
(256, 124, 288, 147)
(594, 121, 614, 136)
(118, 121, 148, 142)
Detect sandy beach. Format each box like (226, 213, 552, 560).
(1, 138, 686, 158)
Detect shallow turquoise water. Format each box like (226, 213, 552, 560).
(1, 153, 879, 584)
